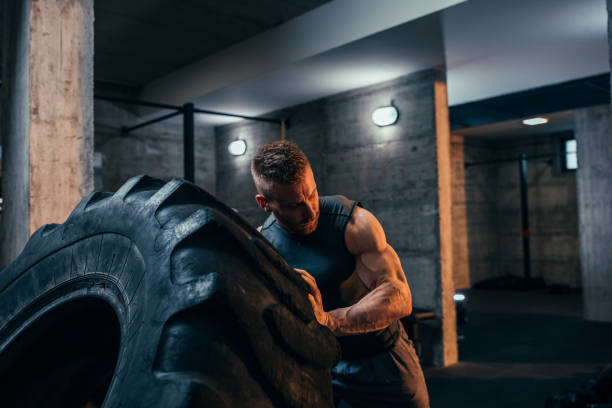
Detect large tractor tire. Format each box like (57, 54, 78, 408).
(0, 175, 340, 408)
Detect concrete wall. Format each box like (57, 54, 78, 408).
(494, 135, 579, 287)
(575, 105, 612, 321)
(452, 136, 496, 288)
(94, 98, 216, 194)
(454, 137, 501, 285)
(216, 69, 457, 365)
(457, 134, 580, 288)
(215, 120, 281, 223)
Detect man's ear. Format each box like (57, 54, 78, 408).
(255, 194, 270, 211)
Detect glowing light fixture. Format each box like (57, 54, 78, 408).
(564, 139, 578, 170)
(371, 105, 399, 127)
(454, 293, 466, 302)
(228, 139, 247, 156)
(522, 117, 548, 126)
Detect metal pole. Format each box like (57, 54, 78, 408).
(519, 154, 532, 280)
(121, 110, 183, 134)
(183, 103, 195, 182)
(193, 107, 281, 124)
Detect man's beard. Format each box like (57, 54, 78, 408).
(285, 213, 319, 236)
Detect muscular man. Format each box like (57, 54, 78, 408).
(251, 141, 429, 408)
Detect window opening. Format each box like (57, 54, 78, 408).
(562, 138, 578, 171)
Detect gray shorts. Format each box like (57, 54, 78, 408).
(332, 325, 430, 408)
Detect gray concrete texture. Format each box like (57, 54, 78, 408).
(451, 136, 494, 289)
(458, 134, 580, 288)
(609, 0, 611, 101)
(216, 70, 444, 311)
(94, 99, 216, 194)
(215, 119, 279, 224)
(575, 105, 612, 322)
(0, 0, 31, 267)
(94, 0, 330, 88)
(0, 0, 4, 145)
(454, 139, 502, 285)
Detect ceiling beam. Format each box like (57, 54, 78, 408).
(139, 0, 466, 105)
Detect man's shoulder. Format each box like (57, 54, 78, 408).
(260, 213, 278, 233)
(320, 195, 359, 217)
(345, 205, 387, 255)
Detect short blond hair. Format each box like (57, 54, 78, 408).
(251, 141, 310, 196)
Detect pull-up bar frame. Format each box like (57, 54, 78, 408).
(94, 95, 285, 182)
(465, 153, 557, 284)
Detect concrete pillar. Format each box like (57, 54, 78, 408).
(434, 72, 459, 366)
(609, 0, 611, 101)
(0, 0, 94, 267)
(575, 106, 612, 322)
(573, 0, 612, 322)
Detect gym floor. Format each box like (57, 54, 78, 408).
(424, 289, 612, 408)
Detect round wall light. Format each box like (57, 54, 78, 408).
(228, 139, 247, 156)
(371, 105, 399, 127)
(522, 117, 548, 126)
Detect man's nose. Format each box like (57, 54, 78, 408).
(303, 202, 315, 220)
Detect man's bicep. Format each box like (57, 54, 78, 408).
(346, 206, 408, 288)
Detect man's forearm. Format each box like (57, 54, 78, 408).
(326, 280, 411, 336)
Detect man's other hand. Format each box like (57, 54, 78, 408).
(295, 268, 335, 330)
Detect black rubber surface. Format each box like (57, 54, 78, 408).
(0, 175, 340, 408)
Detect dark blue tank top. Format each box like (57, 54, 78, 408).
(261, 195, 356, 310)
(260, 195, 400, 359)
